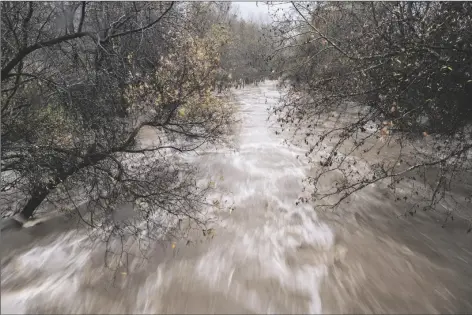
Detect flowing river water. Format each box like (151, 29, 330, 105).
(1, 81, 472, 314)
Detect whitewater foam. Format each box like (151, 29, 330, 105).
(1, 81, 334, 314)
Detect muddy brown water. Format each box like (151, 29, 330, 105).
(1, 81, 471, 314)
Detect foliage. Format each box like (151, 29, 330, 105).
(271, 2, 472, 228)
(221, 16, 273, 85)
(184, 2, 273, 90)
(1, 1, 235, 254)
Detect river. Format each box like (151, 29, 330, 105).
(1, 81, 471, 314)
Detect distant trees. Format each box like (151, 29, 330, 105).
(220, 16, 272, 87)
(1, 1, 235, 249)
(271, 2, 472, 228)
(168, 2, 272, 93)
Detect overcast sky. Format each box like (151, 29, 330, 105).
(233, 2, 271, 22)
(233, 2, 292, 23)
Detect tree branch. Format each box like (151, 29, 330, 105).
(105, 2, 174, 41)
(291, 2, 355, 60)
(1, 2, 175, 81)
(77, 1, 87, 33)
(21, 2, 34, 47)
(1, 31, 96, 80)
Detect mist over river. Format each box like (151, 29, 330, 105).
(2, 81, 471, 314)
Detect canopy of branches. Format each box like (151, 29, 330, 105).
(271, 2, 472, 226)
(1, 2, 245, 250)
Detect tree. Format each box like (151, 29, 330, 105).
(174, 3, 273, 91)
(1, 1, 235, 256)
(221, 15, 273, 87)
(270, 2, 472, 229)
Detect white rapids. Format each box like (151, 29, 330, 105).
(1, 81, 335, 314)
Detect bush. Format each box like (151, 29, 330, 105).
(271, 2, 472, 227)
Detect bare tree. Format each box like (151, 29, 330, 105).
(1, 1, 235, 255)
(270, 2, 472, 230)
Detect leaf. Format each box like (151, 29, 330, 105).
(178, 108, 186, 117)
(203, 228, 215, 237)
(207, 228, 216, 238)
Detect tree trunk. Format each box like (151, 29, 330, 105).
(20, 188, 49, 221)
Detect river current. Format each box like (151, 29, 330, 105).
(1, 81, 471, 314)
